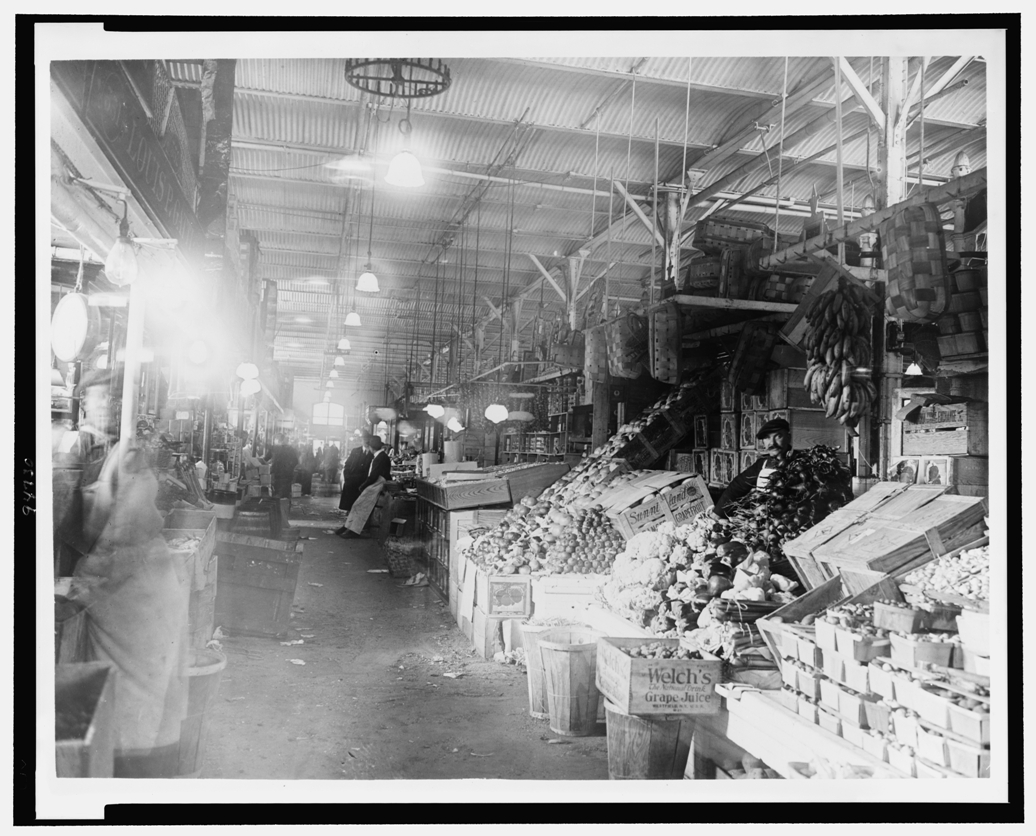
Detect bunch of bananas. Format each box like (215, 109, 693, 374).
(802, 279, 877, 426)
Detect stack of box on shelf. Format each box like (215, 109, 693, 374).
(760, 510, 990, 779)
(690, 367, 847, 491)
(935, 259, 988, 357)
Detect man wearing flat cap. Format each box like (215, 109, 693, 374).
(713, 417, 792, 519)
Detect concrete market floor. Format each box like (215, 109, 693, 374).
(200, 494, 610, 781)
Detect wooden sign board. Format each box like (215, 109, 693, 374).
(596, 637, 723, 715)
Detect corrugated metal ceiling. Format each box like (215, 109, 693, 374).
(208, 54, 988, 389)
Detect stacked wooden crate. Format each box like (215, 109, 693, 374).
(758, 528, 991, 779)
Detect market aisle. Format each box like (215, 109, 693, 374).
(201, 496, 610, 780)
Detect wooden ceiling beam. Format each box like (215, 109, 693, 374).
(834, 57, 886, 131)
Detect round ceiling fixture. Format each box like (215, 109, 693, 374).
(343, 58, 452, 100)
(484, 403, 509, 424)
(51, 292, 101, 362)
(240, 378, 261, 397)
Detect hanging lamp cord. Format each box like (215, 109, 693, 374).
(773, 57, 790, 252)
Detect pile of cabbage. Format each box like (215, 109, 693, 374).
(596, 514, 800, 636)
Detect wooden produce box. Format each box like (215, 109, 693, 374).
(718, 412, 739, 452)
(756, 409, 847, 452)
(915, 456, 989, 489)
(531, 573, 603, 620)
(739, 410, 761, 450)
(710, 449, 738, 487)
(668, 451, 695, 473)
(691, 450, 710, 483)
(740, 391, 768, 413)
(641, 409, 690, 458)
(55, 662, 116, 778)
(782, 483, 986, 592)
(756, 573, 906, 671)
(719, 379, 737, 412)
(503, 462, 570, 503)
(163, 509, 217, 592)
(902, 403, 989, 457)
(659, 474, 713, 527)
(767, 368, 821, 411)
(596, 637, 723, 715)
(473, 570, 533, 618)
(608, 490, 673, 540)
(213, 533, 304, 639)
(740, 449, 762, 473)
(692, 414, 712, 449)
(415, 476, 512, 510)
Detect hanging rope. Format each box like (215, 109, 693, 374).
(472, 200, 480, 344)
(624, 70, 637, 211)
(773, 56, 790, 252)
(914, 59, 927, 197)
(431, 258, 441, 384)
(591, 110, 601, 241)
(681, 56, 692, 185)
(867, 57, 877, 195)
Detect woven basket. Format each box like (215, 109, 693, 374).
(684, 255, 722, 295)
(880, 202, 950, 323)
(694, 214, 772, 256)
(606, 317, 640, 379)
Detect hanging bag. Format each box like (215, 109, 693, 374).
(879, 202, 951, 323)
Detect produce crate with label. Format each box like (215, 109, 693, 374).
(901, 402, 989, 457)
(782, 482, 987, 593)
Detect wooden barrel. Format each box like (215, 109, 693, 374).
(176, 649, 227, 778)
(605, 700, 695, 780)
(518, 622, 561, 719)
(539, 627, 606, 737)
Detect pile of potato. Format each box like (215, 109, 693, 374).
(901, 544, 989, 603)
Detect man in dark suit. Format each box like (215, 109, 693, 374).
(334, 433, 373, 532)
(338, 437, 392, 539)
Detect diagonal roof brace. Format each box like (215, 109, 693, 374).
(834, 57, 886, 131)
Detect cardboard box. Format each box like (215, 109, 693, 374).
(595, 637, 722, 715)
(890, 633, 955, 668)
(887, 745, 917, 777)
(915, 724, 951, 768)
(956, 610, 990, 656)
(867, 662, 896, 701)
(946, 738, 991, 778)
(820, 677, 842, 713)
(470, 605, 506, 659)
(796, 636, 823, 669)
(861, 731, 889, 763)
(817, 706, 842, 737)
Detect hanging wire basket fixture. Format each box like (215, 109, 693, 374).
(344, 58, 452, 100)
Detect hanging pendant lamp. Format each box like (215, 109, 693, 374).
(104, 200, 139, 287)
(337, 337, 352, 351)
(240, 378, 261, 397)
(356, 176, 380, 293)
(484, 403, 509, 424)
(325, 380, 334, 389)
(424, 403, 445, 419)
(385, 149, 424, 188)
(334, 355, 346, 367)
(446, 417, 464, 433)
(345, 310, 362, 327)
(329, 369, 339, 379)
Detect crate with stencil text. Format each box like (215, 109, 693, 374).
(709, 450, 738, 487)
(595, 637, 723, 716)
(902, 403, 989, 457)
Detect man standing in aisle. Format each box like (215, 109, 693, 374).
(338, 437, 392, 539)
(712, 418, 792, 519)
(334, 432, 373, 534)
(265, 435, 299, 504)
(323, 443, 341, 491)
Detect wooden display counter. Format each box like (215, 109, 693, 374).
(690, 685, 906, 780)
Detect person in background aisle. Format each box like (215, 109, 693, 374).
(299, 443, 316, 496)
(338, 437, 392, 539)
(334, 432, 373, 532)
(712, 418, 793, 519)
(323, 443, 341, 490)
(264, 435, 299, 504)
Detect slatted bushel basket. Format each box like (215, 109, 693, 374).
(694, 214, 773, 256)
(879, 202, 951, 323)
(649, 301, 683, 384)
(606, 316, 641, 379)
(684, 255, 722, 295)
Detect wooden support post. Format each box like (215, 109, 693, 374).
(660, 190, 682, 290)
(879, 56, 909, 210)
(118, 279, 147, 457)
(567, 252, 587, 331)
(591, 373, 611, 452)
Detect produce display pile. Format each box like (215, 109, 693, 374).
(803, 277, 877, 428)
(901, 543, 989, 606)
(721, 445, 853, 559)
(461, 384, 702, 576)
(164, 535, 203, 553)
(619, 642, 707, 661)
(597, 513, 798, 668)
